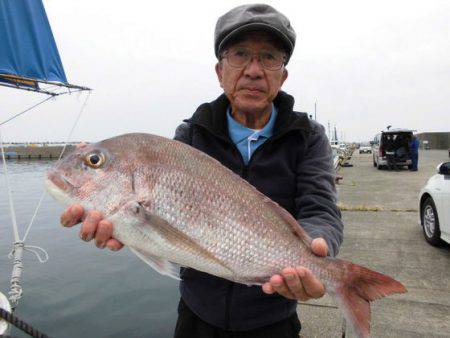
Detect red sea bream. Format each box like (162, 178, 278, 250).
(46, 133, 407, 338)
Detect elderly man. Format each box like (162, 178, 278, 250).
(60, 4, 343, 338)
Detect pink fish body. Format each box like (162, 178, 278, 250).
(46, 133, 406, 338)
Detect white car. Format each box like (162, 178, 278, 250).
(359, 146, 372, 154)
(419, 162, 450, 245)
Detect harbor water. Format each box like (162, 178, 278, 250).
(0, 161, 179, 338)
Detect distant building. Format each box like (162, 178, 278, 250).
(416, 132, 450, 150)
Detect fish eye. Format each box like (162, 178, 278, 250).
(84, 153, 105, 168)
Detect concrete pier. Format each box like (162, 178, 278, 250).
(297, 150, 450, 337)
(1, 143, 78, 159)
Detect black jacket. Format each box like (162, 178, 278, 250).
(173, 91, 343, 331)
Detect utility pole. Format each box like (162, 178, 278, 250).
(327, 121, 331, 141)
(314, 101, 317, 120)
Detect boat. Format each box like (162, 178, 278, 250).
(0, 0, 90, 335)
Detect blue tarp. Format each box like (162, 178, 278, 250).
(0, 0, 68, 85)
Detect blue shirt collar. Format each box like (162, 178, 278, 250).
(227, 104, 277, 144)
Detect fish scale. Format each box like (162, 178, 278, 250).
(139, 165, 325, 281)
(46, 132, 407, 338)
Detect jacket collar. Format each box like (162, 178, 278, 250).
(184, 91, 313, 140)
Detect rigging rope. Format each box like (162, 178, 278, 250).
(1, 89, 91, 309)
(22, 89, 91, 242)
(0, 130, 19, 242)
(0, 96, 54, 127)
(0, 307, 50, 338)
(6, 243, 24, 307)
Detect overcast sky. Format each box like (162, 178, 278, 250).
(1, 0, 449, 143)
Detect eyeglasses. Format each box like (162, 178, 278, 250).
(221, 46, 286, 71)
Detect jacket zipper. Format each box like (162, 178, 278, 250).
(225, 136, 244, 330)
(224, 282, 234, 330)
(224, 137, 275, 329)
(245, 136, 277, 169)
(190, 123, 290, 329)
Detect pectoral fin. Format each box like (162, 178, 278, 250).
(127, 201, 233, 275)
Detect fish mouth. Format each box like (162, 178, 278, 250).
(46, 170, 76, 192)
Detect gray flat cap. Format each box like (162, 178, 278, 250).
(214, 4, 296, 63)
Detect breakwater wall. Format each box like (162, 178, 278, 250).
(417, 132, 450, 150)
(1, 144, 77, 159)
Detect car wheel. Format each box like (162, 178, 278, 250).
(421, 197, 442, 246)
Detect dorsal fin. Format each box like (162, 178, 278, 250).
(261, 196, 312, 247)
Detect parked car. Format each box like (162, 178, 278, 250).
(419, 162, 450, 245)
(371, 128, 413, 169)
(359, 146, 372, 154)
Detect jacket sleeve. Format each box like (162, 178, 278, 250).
(173, 122, 192, 144)
(295, 122, 343, 257)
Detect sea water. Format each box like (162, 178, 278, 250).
(0, 161, 179, 338)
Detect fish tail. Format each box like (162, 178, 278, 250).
(331, 259, 407, 338)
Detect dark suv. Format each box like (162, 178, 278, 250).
(371, 129, 414, 169)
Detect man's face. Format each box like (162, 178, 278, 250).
(215, 32, 288, 115)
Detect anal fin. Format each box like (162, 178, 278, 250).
(129, 247, 180, 280)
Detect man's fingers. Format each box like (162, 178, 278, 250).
(95, 219, 113, 248)
(262, 282, 275, 294)
(269, 275, 296, 299)
(311, 238, 328, 257)
(264, 267, 326, 301)
(79, 210, 103, 242)
(106, 239, 124, 251)
(60, 205, 84, 227)
(297, 267, 325, 298)
(61, 206, 122, 252)
(281, 268, 309, 301)
(60, 210, 72, 227)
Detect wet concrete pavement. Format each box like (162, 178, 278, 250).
(297, 150, 450, 337)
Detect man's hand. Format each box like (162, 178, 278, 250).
(60, 204, 124, 251)
(262, 238, 328, 301)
